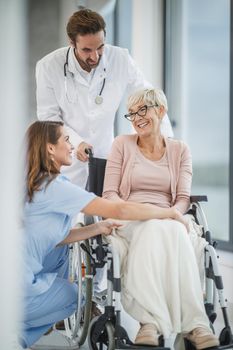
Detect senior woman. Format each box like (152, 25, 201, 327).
(102, 88, 219, 349)
(20, 120, 186, 349)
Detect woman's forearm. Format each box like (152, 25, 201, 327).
(83, 197, 177, 221)
(58, 219, 122, 245)
(120, 202, 176, 220)
(58, 224, 101, 245)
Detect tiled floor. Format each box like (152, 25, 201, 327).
(31, 302, 233, 350)
(32, 308, 176, 350)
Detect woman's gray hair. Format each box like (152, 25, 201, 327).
(127, 88, 168, 113)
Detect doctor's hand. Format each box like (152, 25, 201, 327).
(76, 141, 93, 162)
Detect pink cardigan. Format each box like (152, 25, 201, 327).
(102, 134, 192, 214)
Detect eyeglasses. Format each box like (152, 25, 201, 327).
(124, 104, 158, 122)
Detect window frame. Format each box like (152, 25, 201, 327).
(164, 0, 233, 251)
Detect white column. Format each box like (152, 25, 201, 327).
(165, 0, 187, 139)
(132, 0, 164, 88)
(59, 0, 79, 46)
(0, 0, 27, 348)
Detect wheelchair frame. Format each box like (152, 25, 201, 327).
(32, 153, 233, 350)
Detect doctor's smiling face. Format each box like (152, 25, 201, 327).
(72, 30, 105, 72)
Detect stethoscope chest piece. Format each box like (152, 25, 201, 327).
(95, 95, 104, 105)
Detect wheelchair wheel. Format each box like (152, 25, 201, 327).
(64, 238, 93, 345)
(88, 316, 115, 350)
(219, 326, 233, 345)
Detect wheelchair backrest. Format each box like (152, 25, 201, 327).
(86, 155, 107, 197)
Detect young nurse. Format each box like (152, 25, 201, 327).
(21, 120, 186, 348)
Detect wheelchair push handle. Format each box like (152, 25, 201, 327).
(85, 148, 94, 158)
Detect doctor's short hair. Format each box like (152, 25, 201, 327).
(127, 88, 168, 113)
(66, 8, 106, 43)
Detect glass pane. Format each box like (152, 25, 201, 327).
(167, 0, 230, 241)
(186, 0, 230, 241)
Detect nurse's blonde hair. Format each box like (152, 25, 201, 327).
(26, 121, 63, 201)
(127, 88, 168, 113)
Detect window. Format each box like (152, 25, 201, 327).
(165, 0, 232, 249)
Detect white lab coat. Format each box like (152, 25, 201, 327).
(36, 44, 173, 188)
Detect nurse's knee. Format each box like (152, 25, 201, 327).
(59, 279, 78, 307)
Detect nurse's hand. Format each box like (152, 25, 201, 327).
(76, 141, 93, 162)
(97, 219, 122, 236)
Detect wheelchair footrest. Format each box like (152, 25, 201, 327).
(115, 339, 170, 349)
(184, 338, 233, 350)
(115, 325, 170, 349)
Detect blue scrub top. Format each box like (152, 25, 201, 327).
(23, 175, 96, 297)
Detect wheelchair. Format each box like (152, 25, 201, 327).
(79, 150, 233, 350)
(33, 151, 233, 350)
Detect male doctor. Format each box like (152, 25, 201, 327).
(36, 8, 173, 188)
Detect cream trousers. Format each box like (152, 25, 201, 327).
(107, 218, 210, 338)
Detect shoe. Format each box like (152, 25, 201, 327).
(55, 320, 65, 330)
(185, 327, 219, 349)
(44, 327, 53, 335)
(91, 301, 102, 318)
(134, 323, 160, 346)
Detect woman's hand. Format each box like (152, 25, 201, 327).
(171, 207, 189, 232)
(96, 219, 122, 236)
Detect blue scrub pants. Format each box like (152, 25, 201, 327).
(21, 246, 78, 348)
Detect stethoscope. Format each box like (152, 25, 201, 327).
(64, 47, 106, 104)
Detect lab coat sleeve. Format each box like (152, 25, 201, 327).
(35, 61, 84, 149)
(125, 51, 174, 138)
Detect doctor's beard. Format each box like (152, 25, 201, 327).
(85, 55, 102, 71)
(74, 46, 103, 72)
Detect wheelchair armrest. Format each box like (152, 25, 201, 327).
(190, 195, 208, 203)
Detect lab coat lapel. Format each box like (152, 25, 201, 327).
(90, 52, 107, 88)
(67, 47, 89, 87)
